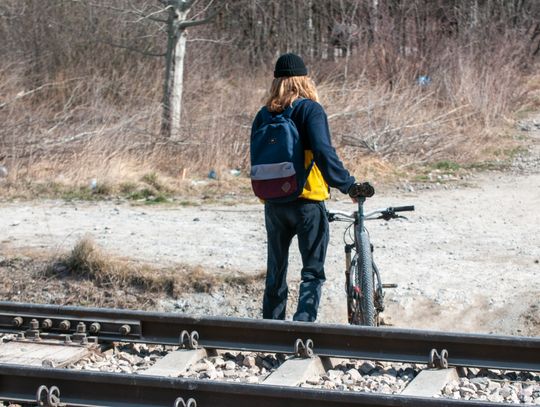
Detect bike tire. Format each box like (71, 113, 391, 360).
(357, 230, 375, 326)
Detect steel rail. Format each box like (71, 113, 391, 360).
(0, 301, 539, 372)
(0, 363, 506, 407)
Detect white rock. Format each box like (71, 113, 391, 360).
(326, 369, 343, 381)
(500, 386, 513, 398)
(488, 381, 501, 390)
(193, 361, 212, 372)
(443, 384, 454, 396)
(203, 365, 217, 380)
(212, 357, 225, 367)
(323, 381, 336, 389)
(248, 366, 260, 375)
(459, 387, 476, 398)
(223, 370, 237, 378)
(347, 368, 362, 382)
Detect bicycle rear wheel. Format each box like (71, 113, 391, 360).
(356, 230, 375, 326)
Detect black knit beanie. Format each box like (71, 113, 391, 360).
(274, 53, 308, 78)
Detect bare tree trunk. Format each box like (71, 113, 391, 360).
(171, 13, 188, 139)
(471, 0, 479, 28)
(161, 6, 188, 140)
(160, 7, 176, 138)
(307, 0, 314, 58)
(159, 1, 220, 139)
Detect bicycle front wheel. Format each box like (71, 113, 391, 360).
(357, 230, 375, 326)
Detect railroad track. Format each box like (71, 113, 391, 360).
(0, 301, 538, 406)
(0, 363, 523, 407)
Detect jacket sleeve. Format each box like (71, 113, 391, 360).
(304, 103, 355, 194)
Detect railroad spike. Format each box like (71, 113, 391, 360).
(35, 384, 64, 407)
(47, 385, 63, 407)
(294, 338, 315, 358)
(179, 330, 199, 349)
(428, 348, 449, 369)
(174, 397, 197, 407)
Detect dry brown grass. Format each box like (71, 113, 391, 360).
(46, 236, 263, 296)
(1, 39, 538, 198)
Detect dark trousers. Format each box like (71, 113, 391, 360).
(263, 199, 329, 322)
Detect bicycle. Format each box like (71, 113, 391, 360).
(327, 183, 414, 326)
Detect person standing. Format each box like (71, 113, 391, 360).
(251, 53, 373, 322)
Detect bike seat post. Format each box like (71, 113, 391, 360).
(357, 196, 366, 231)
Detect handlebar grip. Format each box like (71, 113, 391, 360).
(393, 205, 415, 212)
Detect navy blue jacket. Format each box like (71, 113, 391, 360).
(252, 99, 355, 198)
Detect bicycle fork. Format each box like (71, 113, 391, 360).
(344, 243, 357, 324)
(344, 243, 354, 295)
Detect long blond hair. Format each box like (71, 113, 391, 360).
(265, 76, 319, 113)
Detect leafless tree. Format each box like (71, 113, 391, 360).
(63, 0, 222, 139)
(157, 0, 222, 139)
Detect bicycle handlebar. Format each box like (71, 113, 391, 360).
(327, 210, 353, 222)
(327, 205, 415, 222)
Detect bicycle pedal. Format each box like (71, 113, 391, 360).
(382, 283, 398, 288)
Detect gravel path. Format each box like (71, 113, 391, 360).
(0, 121, 539, 336)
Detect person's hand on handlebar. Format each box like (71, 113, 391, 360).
(348, 182, 375, 203)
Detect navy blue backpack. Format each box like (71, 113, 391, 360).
(250, 100, 313, 202)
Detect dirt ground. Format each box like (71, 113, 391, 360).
(1, 123, 539, 337)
